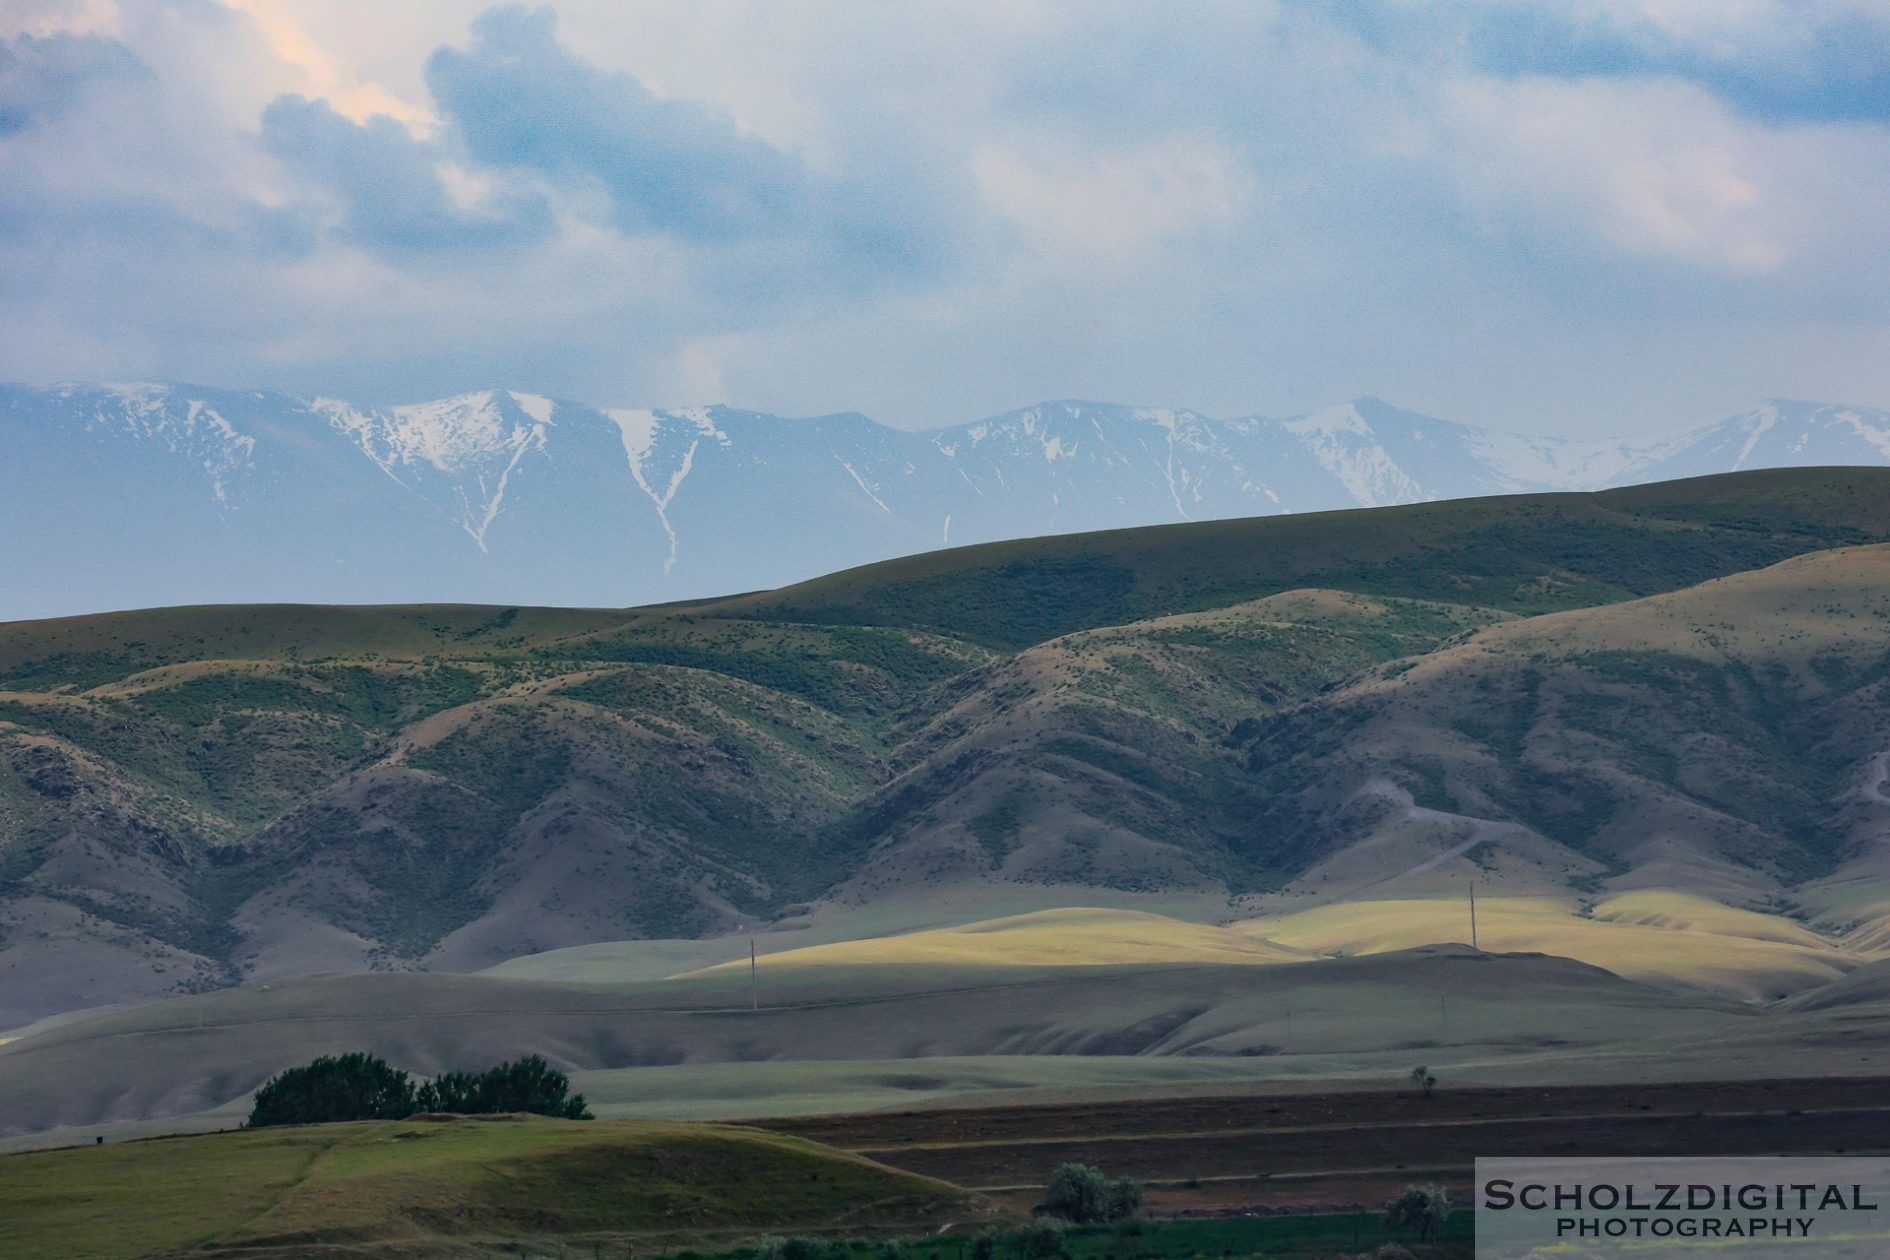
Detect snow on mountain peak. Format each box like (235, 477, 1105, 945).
(604, 407, 728, 573)
(1282, 403, 1425, 506)
(509, 392, 555, 424)
(382, 391, 524, 473)
(10, 381, 1890, 622)
(1282, 402, 1373, 441)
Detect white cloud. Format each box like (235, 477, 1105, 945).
(223, 0, 430, 126)
(973, 133, 1255, 270)
(3, 0, 1890, 434)
(1443, 76, 1791, 273)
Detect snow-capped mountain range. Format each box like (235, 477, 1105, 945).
(6, 383, 1889, 621)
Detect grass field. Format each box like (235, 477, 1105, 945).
(7, 945, 1798, 1138)
(12, 1073, 1879, 1258)
(680, 909, 1309, 976)
(481, 889, 1247, 986)
(757, 1077, 1890, 1213)
(684, 1212, 1475, 1260)
(665, 896, 1867, 1001)
(1232, 893, 1865, 1001)
(17, 931, 1890, 1145)
(0, 1115, 994, 1260)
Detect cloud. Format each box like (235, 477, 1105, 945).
(1474, 4, 1890, 124)
(259, 92, 551, 255)
(0, 29, 145, 134)
(973, 133, 1255, 269)
(2, 0, 1890, 437)
(223, 0, 429, 126)
(1322, 0, 1890, 123)
(409, 3, 955, 313)
(423, 6, 814, 243)
(1442, 76, 1790, 274)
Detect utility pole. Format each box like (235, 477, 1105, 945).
(750, 936, 758, 1011)
(1469, 880, 1479, 951)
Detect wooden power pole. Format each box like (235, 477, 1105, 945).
(750, 937, 758, 1011)
(1469, 880, 1479, 951)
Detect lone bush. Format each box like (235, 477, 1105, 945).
(1042, 1163, 1143, 1223)
(1105, 1176, 1145, 1222)
(1384, 1184, 1452, 1243)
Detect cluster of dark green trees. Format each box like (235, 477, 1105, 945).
(247, 1051, 591, 1128)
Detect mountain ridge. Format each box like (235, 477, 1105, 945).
(3, 467, 1889, 1030)
(6, 382, 1890, 621)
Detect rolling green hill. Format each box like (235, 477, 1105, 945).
(722, 468, 1890, 647)
(4, 466, 1890, 1053)
(0, 1113, 993, 1258)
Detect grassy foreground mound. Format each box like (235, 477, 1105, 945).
(0, 1114, 996, 1259)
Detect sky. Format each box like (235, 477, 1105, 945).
(2, 1, 1889, 435)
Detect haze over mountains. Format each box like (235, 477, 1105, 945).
(6, 383, 1890, 619)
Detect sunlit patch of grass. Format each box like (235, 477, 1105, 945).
(674, 908, 1307, 977)
(1232, 893, 1862, 1001)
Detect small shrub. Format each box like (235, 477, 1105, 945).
(1019, 1221, 1064, 1260)
(1042, 1163, 1143, 1223)
(757, 1238, 826, 1260)
(1104, 1176, 1145, 1222)
(1044, 1164, 1110, 1223)
(1385, 1184, 1451, 1243)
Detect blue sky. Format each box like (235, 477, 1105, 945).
(2, 0, 1888, 435)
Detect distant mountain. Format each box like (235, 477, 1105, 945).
(4, 384, 1889, 619)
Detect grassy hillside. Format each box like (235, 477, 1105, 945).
(5, 466, 1890, 1041)
(0, 1114, 992, 1258)
(722, 469, 1890, 648)
(679, 908, 1310, 973)
(1232, 893, 1857, 1001)
(1227, 542, 1890, 917)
